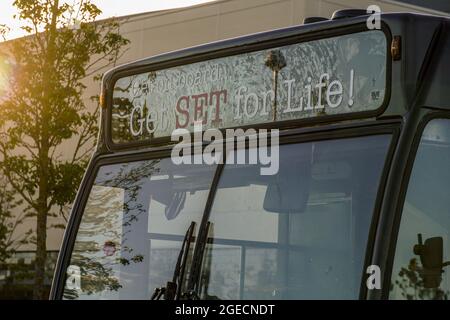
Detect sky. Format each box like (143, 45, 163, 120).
(0, 0, 215, 40)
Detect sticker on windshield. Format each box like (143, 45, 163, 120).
(111, 30, 387, 143)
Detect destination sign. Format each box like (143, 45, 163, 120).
(111, 30, 387, 143)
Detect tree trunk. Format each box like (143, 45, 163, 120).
(32, 0, 59, 300)
(33, 186, 48, 299)
(33, 112, 51, 300)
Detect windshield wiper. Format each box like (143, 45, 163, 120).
(184, 221, 211, 300)
(150, 221, 196, 300)
(182, 163, 223, 299)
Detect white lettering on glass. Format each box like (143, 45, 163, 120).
(128, 69, 357, 137)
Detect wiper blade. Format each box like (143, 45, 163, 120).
(151, 221, 196, 300)
(172, 221, 196, 299)
(185, 221, 211, 299)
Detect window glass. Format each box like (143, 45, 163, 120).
(390, 119, 450, 300)
(64, 134, 391, 300)
(198, 135, 391, 299)
(63, 158, 217, 299)
(111, 31, 387, 143)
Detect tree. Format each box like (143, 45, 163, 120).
(64, 160, 158, 299)
(0, 25, 10, 41)
(0, 0, 129, 299)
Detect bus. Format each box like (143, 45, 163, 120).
(50, 10, 450, 300)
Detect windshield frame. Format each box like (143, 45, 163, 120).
(378, 112, 450, 300)
(103, 22, 392, 151)
(50, 119, 400, 300)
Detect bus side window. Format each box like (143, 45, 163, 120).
(390, 118, 450, 300)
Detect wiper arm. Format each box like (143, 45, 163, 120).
(150, 221, 196, 300)
(185, 221, 211, 299)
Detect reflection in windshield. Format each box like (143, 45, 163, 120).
(199, 135, 391, 299)
(64, 160, 217, 299)
(390, 119, 450, 300)
(64, 134, 391, 299)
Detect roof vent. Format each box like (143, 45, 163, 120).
(303, 16, 328, 24)
(331, 9, 369, 20)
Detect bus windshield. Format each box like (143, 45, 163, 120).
(63, 133, 391, 300)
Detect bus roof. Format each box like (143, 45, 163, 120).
(99, 12, 450, 151)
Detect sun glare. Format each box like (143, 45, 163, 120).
(0, 56, 12, 97)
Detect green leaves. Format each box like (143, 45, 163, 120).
(49, 161, 85, 206)
(0, 0, 129, 208)
(0, 24, 11, 40)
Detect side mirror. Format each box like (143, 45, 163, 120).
(150, 174, 186, 220)
(413, 234, 450, 288)
(165, 191, 186, 220)
(263, 179, 308, 214)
